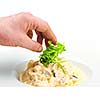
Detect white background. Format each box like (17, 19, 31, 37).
(0, 0, 100, 86)
(0, 0, 100, 99)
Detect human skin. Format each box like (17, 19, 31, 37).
(0, 12, 57, 52)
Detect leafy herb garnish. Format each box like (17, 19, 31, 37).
(39, 41, 66, 74)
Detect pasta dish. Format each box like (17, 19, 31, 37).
(18, 58, 84, 87)
(18, 41, 84, 86)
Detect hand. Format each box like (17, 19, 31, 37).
(0, 12, 57, 52)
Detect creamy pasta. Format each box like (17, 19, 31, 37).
(18, 58, 84, 87)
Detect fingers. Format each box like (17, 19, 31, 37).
(30, 16, 57, 45)
(27, 30, 33, 39)
(36, 30, 52, 47)
(35, 31, 43, 44)
(42, 25, 57, 45)
(45, 39, 49, 47)
(18, 34, 42, 52)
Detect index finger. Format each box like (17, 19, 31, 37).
(31, 16, 57, 44)
(43, 24, 57, 45)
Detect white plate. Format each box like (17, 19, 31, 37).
(12, 60, 92, 87)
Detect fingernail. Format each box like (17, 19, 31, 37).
(38, 46, 43, 52)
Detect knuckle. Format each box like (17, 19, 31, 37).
(20, 12, 33, 17)
(44, 21, 50, 29)
(45, 21, 49, 26)
(25, 12, 33, 16)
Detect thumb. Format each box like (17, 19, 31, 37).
(18, 35, 43, 52)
